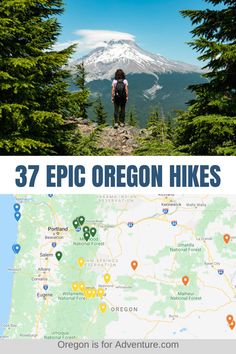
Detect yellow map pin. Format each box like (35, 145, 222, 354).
(91, 288, 97, 298)
(99, 303, 107, 313)
(85, 288, 92, 299)
(97, 288, 105, 299)
(72, 282, 79, 292)
(104, 273, 111, 284)
(77, 258, 85, 268)
(79, 282, 85, 293)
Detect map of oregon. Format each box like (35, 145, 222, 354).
(0, 194, 236, 339)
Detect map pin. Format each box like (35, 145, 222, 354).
(14, 212, 21, 222)
(97, 288, 105, 299)
(224, 234, 231, 244)
(14, 203, 21, 212)
(182, 276, 189, 286)
(52, 242, 57, 248)
(131, 260, 138, 271)
(43, 285, 48, 291)
(77, 258, 85, 267)
(229, 321, 236, 330)
(104, 273, 111, 284)
(90, 228, 97, 237)
(99, 303, 107, 313)
(79, 282, 85, 293)
(12, 244, 21, 254)
(72, 282, 79, 292)
(55, 251, 62, 261)
(79, 216, 85, 226)
(85, 288, 92, 299)
(73, 219, 79, 229)
(84, 232, 90, 242)
(91, 288, 97, 298)
(227, 315, 234, 323)
(83, 226, 90, 233)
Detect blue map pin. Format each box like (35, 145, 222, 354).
(127, 222, 134, 228)
(12, 244, 21, 254)
(14, 203, 21, 212)
(43, 285, 48, 291)
(171, 220, 177, 226)
(14, 212, 21, 222)
(218, 269, 224, 275)
(52, 242, 57, 248)
(163, 208, 169, 214)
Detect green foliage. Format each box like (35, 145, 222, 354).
(86, 73, 204, 128)
(175, 112, 236, 155)
(0, 0, 76, 155)
(181, 0, 236, 116)
(175, 0, 236, 156)
(72, 127, 115, 156)
(135, 109, 176, 155)
(69, 62, 92, 119)
(94, 96, 107, 125)
(127, 105, 138, 127)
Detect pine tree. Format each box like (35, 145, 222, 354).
(135, 108, 175, 155)
(0, 0, 76, 155)
(94, 96, 107, 125)
(127, 106, 138, 127)
(181, 0, 236, 115)
(70, 62, 92, 119)
(175, 0, 236, 155)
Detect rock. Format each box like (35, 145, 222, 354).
(76, 117, 84, 123)
(97, 124, 140, 155)
(75, 121, 140, 155)
(82, 119, 90, 125)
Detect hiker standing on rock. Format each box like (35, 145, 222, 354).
(112, 69, 128, 128)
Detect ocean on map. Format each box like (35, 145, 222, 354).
(0, 195, 17, 337)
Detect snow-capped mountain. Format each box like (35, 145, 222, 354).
(68, 39, 206, 126)
(70, 39, 201, 81)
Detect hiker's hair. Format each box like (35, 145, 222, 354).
(115, 69, 126, 80)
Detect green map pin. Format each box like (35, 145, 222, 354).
(73, 219, 79, 229)
(90, 228, 97, 237)
(56, 251, 62, 261)
(84, 232, 90, 242)
(83, 226, 89, 233)
(79, 216, 85, 226)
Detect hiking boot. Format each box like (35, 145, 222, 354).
(114, 123, 119, 129)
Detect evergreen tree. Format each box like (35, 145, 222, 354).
(135, 108, 175, 155)
(181, 0, 236, 116)
(127, 106, 138, 127)
(70, 62, 91, 119)
(94, 96, 107, 125)
(73, 127, 114, 156)
(0, 0, 76, 155)
(175, 0, 236, 155)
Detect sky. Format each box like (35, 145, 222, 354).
(56, 0, 216, 66)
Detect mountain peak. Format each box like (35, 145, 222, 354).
(105, 39, 135, 45)
(70, 40, 201, 81)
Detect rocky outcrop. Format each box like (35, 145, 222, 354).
(75, 119, 141, 155)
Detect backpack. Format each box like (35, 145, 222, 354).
(115, 79, 126, 102)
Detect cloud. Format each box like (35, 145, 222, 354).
(75, 29, 135, 51)
(54, 29, 135, 58)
